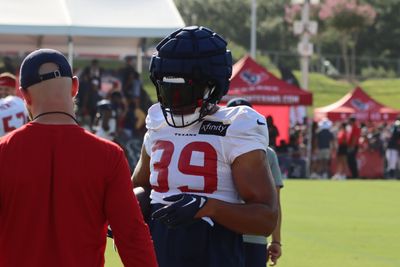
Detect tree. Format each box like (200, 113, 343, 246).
(319, 0, 376, 81)
(173, 0, 295, 62)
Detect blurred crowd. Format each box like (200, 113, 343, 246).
(74, 57, 152, 143)
(268, 113, 400, 179)
(2, 55, 400, 179)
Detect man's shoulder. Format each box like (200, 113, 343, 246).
(0, 123, 29, 144)
(84, 128, 121, 148)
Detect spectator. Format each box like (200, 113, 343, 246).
(333, 122, 348, 179)
(347, 116, 361, 178)
(75, 71, 103, 129)
(276, 139, 289, 155)
(93, 99, 117, 141)
(385, 118, 400, 178)
(122, 70, 142, 107)
(82, 59, 103, 90)
(0, 48, 157, 267)
(121, 94, 143, 139)
(267, 115, 280, 148)
(85, 79, 101, 129)
(119, 56, 138, 90)
(109, 90, 126, 135)
(75, 70, 91, 126)
(315, 118, 334, 179)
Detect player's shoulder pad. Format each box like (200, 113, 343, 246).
(207, 106, 268, 140)
(145, 103, 167, 131)
(4, 95, 25, 106)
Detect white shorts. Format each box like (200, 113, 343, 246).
(386, 149, 399, 170)
(317, 148, 331, 160)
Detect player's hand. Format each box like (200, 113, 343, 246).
(151, 194, 208, 228)
(267, 242, 282, 266)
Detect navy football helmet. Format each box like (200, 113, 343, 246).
(149, 26, 232, 128)
(226, 97, 253, 108)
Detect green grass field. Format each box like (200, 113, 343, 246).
(104, 180, 400, 267)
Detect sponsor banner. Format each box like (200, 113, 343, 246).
(222, 94, 305, 105)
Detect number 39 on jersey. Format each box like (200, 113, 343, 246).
(144, 103, 269, 204)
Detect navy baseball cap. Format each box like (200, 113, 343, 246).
(19, 48, 73, 89)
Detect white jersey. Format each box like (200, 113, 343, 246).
(144, 103, 269, 204)
(0, 96, 29, 137)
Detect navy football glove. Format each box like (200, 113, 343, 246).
(152, 194, 208, 228)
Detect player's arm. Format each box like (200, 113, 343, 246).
(131, 144, 151, 189)
(268, 187, 282, 266)
(196, 149, 278, 236)
(131, 144, 152, 220)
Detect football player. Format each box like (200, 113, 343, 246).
(227, 98, 284, 267)
(0, 72, 28, 137)
(132, 26, 278, 267)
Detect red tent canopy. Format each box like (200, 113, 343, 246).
(221, 55, 313, 144)
(222, 55, 312, 105)
(314, 86, 400, 122)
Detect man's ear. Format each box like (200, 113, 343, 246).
(72, 76, 79, 97)
(19, 87, 32, 105)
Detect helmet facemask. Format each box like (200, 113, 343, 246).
(156, 77, 217, 128)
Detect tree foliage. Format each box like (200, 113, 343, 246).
(317, 0, 376, 81)
(173, 0, 400, 76)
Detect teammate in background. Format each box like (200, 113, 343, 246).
(132, 26, 278, 267)
(0, 72, 28, 136)
(0, 49, 157, 267)
(227, 98, 284, 267)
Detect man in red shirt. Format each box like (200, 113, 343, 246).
(347, 116, 361, 178)
(0, 48, 158, 267)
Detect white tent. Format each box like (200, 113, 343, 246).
(0, 0, 185, 69)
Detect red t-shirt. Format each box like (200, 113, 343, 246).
(337, 130, 347, 145)
(0, 123, 157, 267)
(347, 124, 361, 147)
